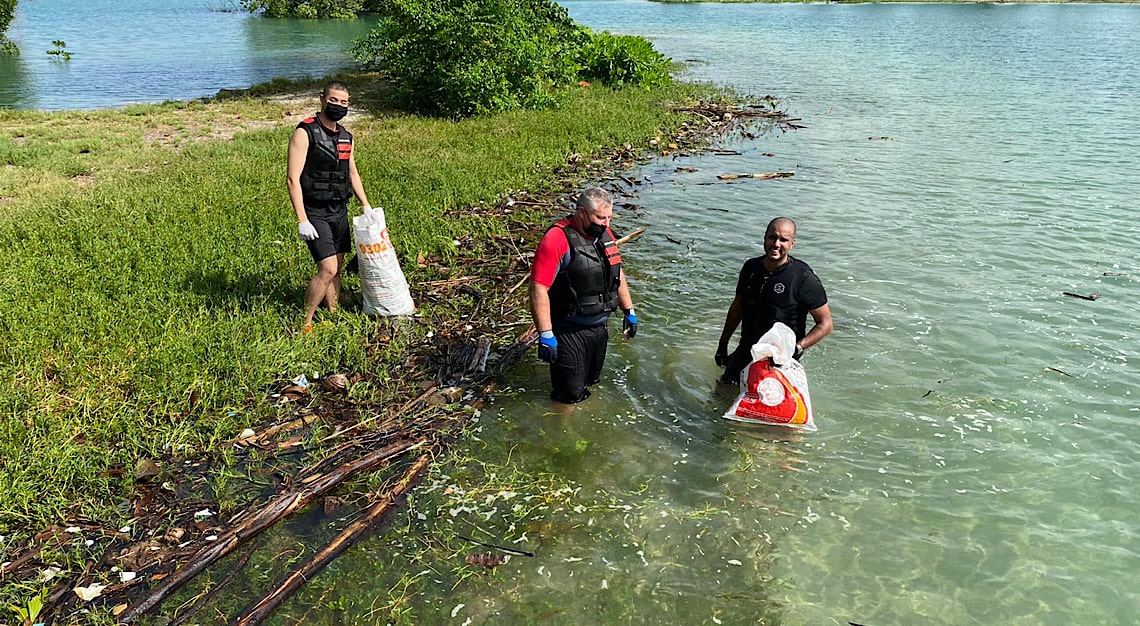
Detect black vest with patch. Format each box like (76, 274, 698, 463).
(298, 116, 352, 204)
(549, 222, 622, 319)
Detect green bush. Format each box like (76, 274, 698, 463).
(352, 0, 588, 118)
(242, 0, 364, 18)
(1, 0, 18, 55)
(578, 31, 672, 89)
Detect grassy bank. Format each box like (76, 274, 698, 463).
(0, 76, 713, 550)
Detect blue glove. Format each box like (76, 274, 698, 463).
(298, 221, 319, 241)
(622, 309, 638, 338)
(538, 331, 558, 363)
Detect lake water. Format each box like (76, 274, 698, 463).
(437, 2, 1140, 624)
(8, 1, 1140, 624)
(0, 0, 374, 110)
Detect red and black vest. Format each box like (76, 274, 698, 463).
(548, 221, 622, 319)
(297, 115, 352, 204)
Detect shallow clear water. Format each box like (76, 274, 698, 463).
(412, 2, 1140, 624)
(8, 1, 1140, 623)
(0, 0, 374, 110)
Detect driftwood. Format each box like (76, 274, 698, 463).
(168, 538, 263, 626)
(1062, 291, 1099, 301)
(233, 452, 433, 626)
(116, 438, 424, 623)
(716, 171, 794, 181)
(614, 227, 647, 246)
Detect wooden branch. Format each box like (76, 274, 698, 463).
(1062, 291, 1100, 301)
(168, 538, 262, 626)
(614, 227, 647, 246)
(716, 171, 794, 181)
(116, 438, 424, 623)
(232, 453, 434, 626)
(507, 273, 529, 294)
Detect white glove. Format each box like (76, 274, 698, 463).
(298, 221, 319, 241)
(363, 205, 383, 223)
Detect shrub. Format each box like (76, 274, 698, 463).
(352, 0, 588, 118)
(242, 0, 364, 18)
(578, 31, 672, 90)
(1, 0, 18, 55)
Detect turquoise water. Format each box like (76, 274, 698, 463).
(0, 0, 374, 110)
(414, 3, 1140, 624)
(7, 1, 1140, 623)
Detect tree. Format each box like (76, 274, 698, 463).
(352, 0, 671, 118)
(2, 0, 18, 55)
(241, 0, 373, 18)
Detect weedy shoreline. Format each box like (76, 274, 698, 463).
(0, 74, 793, 623)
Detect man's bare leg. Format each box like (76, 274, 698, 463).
(323, 253, 345, 313)
(304, 255, 340, 329)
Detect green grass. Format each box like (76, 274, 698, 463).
(0, 78, 714, 546)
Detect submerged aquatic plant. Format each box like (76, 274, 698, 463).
(46, 39, 71, 61)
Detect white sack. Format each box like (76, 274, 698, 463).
(353, 212, 415, 316)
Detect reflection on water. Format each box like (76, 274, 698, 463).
(0, 52, 32, 109)
(0, 0, 374, 110)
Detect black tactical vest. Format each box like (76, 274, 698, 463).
(298, 116, 352, 204)
(549, 222, 622, 319)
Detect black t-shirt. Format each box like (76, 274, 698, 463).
(734, 256, 827, 348)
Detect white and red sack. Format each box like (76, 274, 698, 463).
(353, 211, 415, 316)
(723, 322, 815, 430)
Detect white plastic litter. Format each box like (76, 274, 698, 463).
(723, 323, 815, 430)
(353, 211, 416, 316)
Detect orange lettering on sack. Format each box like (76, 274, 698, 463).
(358, 229, 392, 255)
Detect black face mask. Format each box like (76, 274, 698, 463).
(323, 103, 348, 122)
(584, 223, 607, 239)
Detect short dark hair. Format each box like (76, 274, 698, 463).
(322, 81, 349, 97)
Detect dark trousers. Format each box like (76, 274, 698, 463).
(550, 324, 609, 403)
(720, 344, 753, 385)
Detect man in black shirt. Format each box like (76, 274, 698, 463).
(716, 217, 833, 383)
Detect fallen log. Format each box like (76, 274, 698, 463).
(116, 437, 425, 623)
(232, 452, 434, 626)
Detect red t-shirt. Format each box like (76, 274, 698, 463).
(531, 217, 619, 288)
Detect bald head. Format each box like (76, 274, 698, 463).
(762, 217, 797, 269)
(766, 217, 796, 237)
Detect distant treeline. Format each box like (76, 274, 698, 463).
(241, 0, 385, 18)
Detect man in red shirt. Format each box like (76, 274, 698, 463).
(529, 187, 638, 404)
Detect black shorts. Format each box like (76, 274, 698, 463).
(550, 324, 609, 404)
(305, 209, 351, 263)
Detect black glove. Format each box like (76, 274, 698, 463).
(622, 309, 638, 338)
(715, 345, 728, 367)
(538, 331, 558, 363)
(793, 343, 804, 361)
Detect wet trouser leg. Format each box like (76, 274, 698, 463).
(550, 324, 609, 403)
